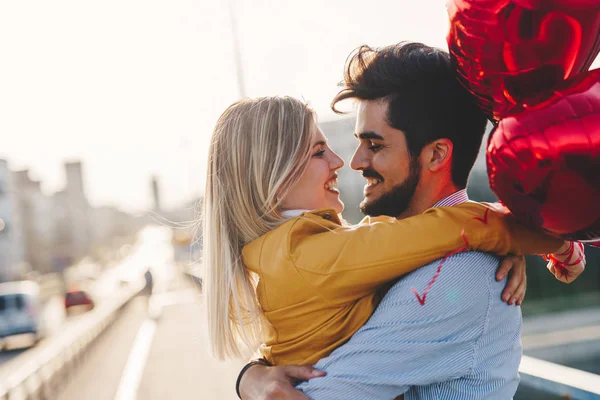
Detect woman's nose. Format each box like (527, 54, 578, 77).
(331, 152, 344, 170)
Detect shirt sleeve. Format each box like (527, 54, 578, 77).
(297, 252, 516, 399)
(290, 203, 562, 306)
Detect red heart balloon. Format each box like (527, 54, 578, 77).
(487, 69, 600, 241)
(447, 0, 600, 120)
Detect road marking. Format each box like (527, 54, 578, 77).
(114, 319, 157, 400)
(152, 289, 198, 308)
(147, 289, 199, 320)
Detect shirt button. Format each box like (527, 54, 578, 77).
(322, 213, 332, 220)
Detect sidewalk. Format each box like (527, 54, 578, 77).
(136, 273, 244, 400)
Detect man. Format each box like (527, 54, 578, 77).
(237, 42, 584, 399)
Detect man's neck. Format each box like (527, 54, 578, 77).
(396, 185, 463, 219)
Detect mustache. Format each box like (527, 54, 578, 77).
(361, 169, 384, 181)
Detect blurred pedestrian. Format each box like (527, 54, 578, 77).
(143, 268, 154, 296)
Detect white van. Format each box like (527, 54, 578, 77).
(0, 281, 44, 346)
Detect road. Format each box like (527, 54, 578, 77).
(55, 270, 244, 400)
(2, 225, 243, 399)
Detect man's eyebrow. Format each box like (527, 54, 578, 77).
(354, 131, 384, 140)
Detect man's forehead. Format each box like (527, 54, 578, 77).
(354, 100, 394, 139)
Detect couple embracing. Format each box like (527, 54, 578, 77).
(202, 42, 586, 400)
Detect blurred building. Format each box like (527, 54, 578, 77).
(151, 176, 161, 212)
(0, 160, 27, 281)
(89, 206, 140, 249)
(12, 162, 91, 273)
(63, 162, 92, 262)
(14, 170, 55, 273)
(44, 164, 91, 271)
(148, 175, 199, 263)
(56, 162, 140, 268)
(1, 159, 143, 279)
(164, 197, 202, 276)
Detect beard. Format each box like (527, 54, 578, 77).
(360, 158, 421, 217)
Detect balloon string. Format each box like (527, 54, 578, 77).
(411, 208, 490, 305)
(542, 241, 585, 269)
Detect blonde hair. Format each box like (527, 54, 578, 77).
(203, 96, 316, 359)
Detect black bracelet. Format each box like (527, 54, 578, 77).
(236, 358, 272, 399)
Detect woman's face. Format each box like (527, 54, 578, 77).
(280, 127, 345, 214)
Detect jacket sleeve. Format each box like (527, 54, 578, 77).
(290, 202, 563, 305)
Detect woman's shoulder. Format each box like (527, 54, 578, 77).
(359, 215, 397, 224)
(242, 209, 341, 268)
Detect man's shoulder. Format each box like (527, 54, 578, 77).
(374, 251, 501, 315)
(389, 251, 500, 289)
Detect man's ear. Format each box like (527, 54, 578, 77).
(425, 139, 453, 172)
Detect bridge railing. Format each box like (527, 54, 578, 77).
(0, 282, 143, 400)
(519, 355, 600, 399)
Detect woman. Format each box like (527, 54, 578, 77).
(202, 96, 573, 366)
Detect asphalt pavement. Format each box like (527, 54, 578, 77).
(55, 270, 244, 400)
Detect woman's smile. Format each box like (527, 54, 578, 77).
(325, 176, 340, 194)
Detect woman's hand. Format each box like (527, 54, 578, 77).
(496, 255, 527, 306)
(546, 241, 586, 283)
(239, 364, 324, 399)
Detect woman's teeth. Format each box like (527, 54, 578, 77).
(325, 178, 339, 192)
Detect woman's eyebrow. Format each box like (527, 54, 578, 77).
(312, 140, 327, 147)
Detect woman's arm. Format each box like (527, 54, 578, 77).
(289, 202, 564, 304)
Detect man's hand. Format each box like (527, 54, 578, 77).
(547, 241, 586, 284)
(496, 255, 527, 306)
(239, 364, 325, 400)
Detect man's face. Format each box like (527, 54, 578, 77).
(350, 100, 421, 218)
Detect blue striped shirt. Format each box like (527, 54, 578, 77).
(298, 191, 522, 399)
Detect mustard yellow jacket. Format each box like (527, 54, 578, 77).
(241, 202, 562, 366)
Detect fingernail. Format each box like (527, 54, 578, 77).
(312, 370, 325, 377)
(503, 293, 511, 302)
(497, 274, 505, 281)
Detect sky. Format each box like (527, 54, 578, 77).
(1, 0, 598, 213)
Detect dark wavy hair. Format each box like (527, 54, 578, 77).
(332, 42, 488, 188)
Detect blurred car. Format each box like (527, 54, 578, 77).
(65, 290, 95, 313)
(0, 281, 44, 346)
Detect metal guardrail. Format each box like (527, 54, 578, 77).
(36, 273, 65, 301)
(0, 283, 142, 400)
(519, 355, 600, 399)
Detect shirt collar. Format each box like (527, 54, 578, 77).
(280, 209, 311, 219)
(432, 189, 469, 208)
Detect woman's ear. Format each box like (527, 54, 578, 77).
(427, 139, 453, 172)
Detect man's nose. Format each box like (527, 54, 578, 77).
(350, 148, 368, 171)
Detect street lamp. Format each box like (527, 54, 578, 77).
(228, 0, 246, 98)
